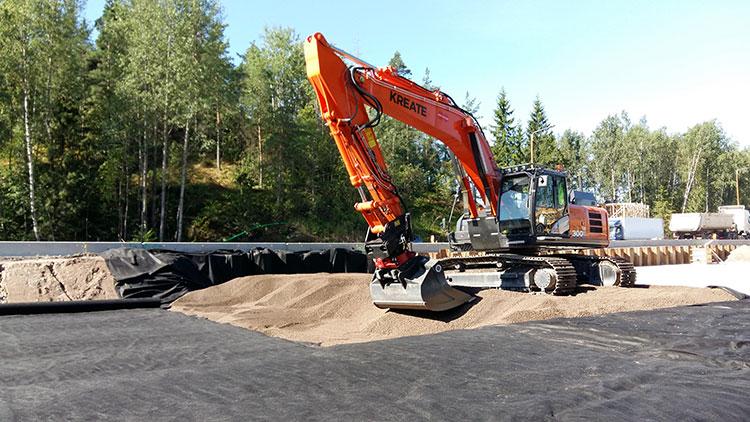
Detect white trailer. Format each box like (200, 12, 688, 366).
(718, 205, 750, 237)
(668, 212, 735, 239)
(609, 217, 664, 240)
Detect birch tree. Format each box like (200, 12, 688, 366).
(0, 0, 88, 240)
(171, 0, 230, 241)
(0, 0, 44, 240)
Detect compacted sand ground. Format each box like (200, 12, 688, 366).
(171, 273, 737, 346)
(0, 255, 118, 303)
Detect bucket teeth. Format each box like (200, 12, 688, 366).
(370, 256, 473, 312)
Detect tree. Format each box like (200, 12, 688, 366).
(100, 0, 233, 241)
(88, 0, 135, 240)
(421, 67, 436, 90)
(0, 0, 90, 240)
(490, 88, 524, 166)
(0, 0, 46, 240)
(388, 51, 411, 77)
(678, 120, 729, 212)
(526, 96, 556, 165)
(461, 92, 480, 116)
(590, 113, 628, 201)
(239, 27, 309, 215)
(171, 0, 231, 242)
(557, 129, 588, 189)
(3, 4, 749, 244)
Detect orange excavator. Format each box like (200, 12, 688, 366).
(304, 33, 635, 311)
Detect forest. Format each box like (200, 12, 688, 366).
(1, 0, 749, 242)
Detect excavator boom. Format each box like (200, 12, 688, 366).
(304, 33, 634, 311)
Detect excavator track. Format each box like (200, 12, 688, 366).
(605, 256, 637, 287)
(552, 254, 637, 287)
(438, 254, 579, 294)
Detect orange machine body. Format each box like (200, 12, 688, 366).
(568, 204, 610, 244)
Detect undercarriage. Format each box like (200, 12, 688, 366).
(369, 249, 637, 311)
(441, 252, 636, 292)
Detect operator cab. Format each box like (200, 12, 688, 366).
(450, 164, 603, 252)
(498, 165, 569, 238)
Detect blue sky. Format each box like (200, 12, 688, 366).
(83, 0, 750, 146)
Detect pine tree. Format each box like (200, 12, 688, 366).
(387, 51, 411, 77)
(239, 27, 309, 219)
(421, 67, 436, 90)
(490, 88, 523, 166)
(526, 96, 556, 165)
(461, 92, 480, 116)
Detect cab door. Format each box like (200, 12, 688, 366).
(533, 174, 568, 235)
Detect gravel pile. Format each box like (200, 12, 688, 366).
(171, 273, 737, 346)
(0, 255, 118, 303)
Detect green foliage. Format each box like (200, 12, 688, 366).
(490, 88, 524, 166)
(387, 51, 411, 77)
(1, 6, 749, 244)
(526, 96, 557, 165)
(586, 116, 744, 215)
(0, 0, 92, 240)
(652, 187, 674, 236)
(367, 52, 454, 239)
(461, 92, 480, 117)
(0, 167, 30, 239)
(557, 129, 590, 190)
(232, 27, 363, 240)
(421, 67, 436, 91)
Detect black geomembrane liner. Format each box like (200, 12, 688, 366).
(0, 300, 747, 420)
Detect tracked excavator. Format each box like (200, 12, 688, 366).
(304, 33, 635, 312)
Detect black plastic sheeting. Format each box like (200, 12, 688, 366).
(0, 300, 747, 420)
(101, 247, 368, 303)
(0, 298, 162, 315)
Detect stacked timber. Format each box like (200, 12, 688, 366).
(604, 202, 650, 218)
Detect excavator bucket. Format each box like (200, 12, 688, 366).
(370, 257, 473, 312)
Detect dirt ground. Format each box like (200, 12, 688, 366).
(0, 255, 119, 303)
(171, 273, 738, 346)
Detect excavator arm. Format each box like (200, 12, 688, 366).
(304, 32, 498, 310)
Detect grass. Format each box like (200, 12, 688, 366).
(189, 161, 238, 188)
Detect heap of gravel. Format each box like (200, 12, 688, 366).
(0, 255, 118, 303)
(171, 273, 737, 346)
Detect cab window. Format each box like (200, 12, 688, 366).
(498, 174, 532, 235)
(534, 174, 568, 234)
